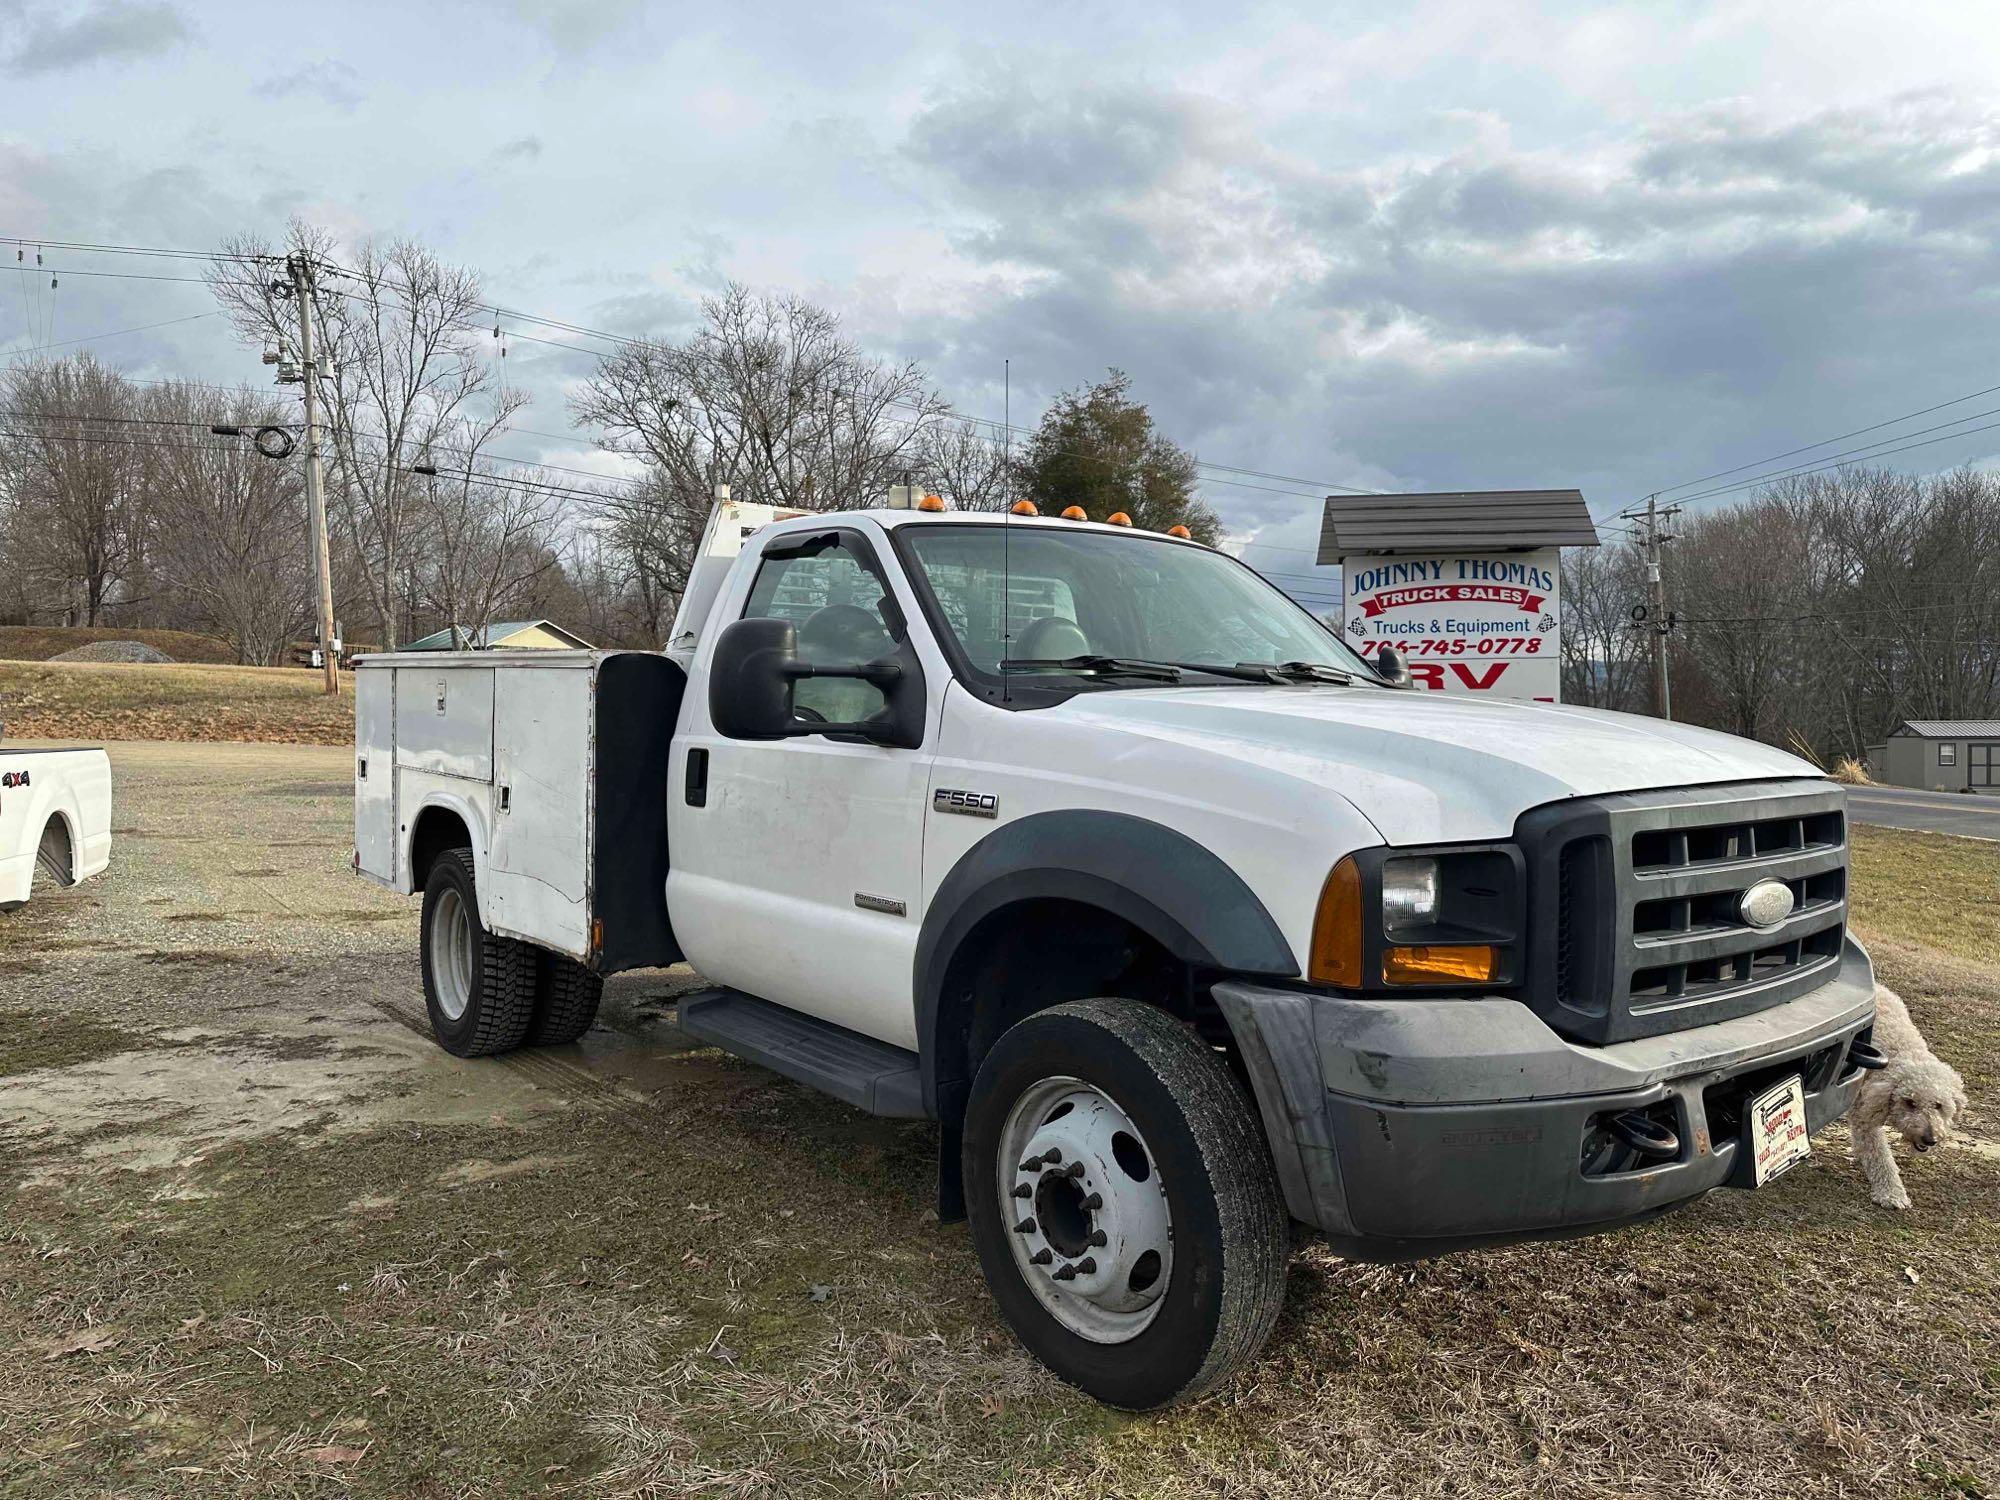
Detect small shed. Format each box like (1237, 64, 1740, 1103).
(403, 620, 592, 652)
(1873, 721, 2000, 792)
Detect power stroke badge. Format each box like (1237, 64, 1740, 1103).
(933, 788, 998, 819)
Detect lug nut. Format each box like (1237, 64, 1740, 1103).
(1011, 1183, 1032, 1199)
(1014, 1218, 1036, 1235)
(1076, 1257, 1096, 1274)
(1029, 1248, 1052, 1265)
(1052, 1262, 1078, 1282)
(1065, 1161, 1085, 1178)
(1088, 1229, 1107, 1247)
(1081, 1192, 1102, 1210)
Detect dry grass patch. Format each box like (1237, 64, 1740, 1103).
(1851, 825, 2000, 970)
(0, 659, 354, 744)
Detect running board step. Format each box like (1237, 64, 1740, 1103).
(676, 989, 927, 1118)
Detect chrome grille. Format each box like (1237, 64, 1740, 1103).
(1519, 780, 1850, 1044)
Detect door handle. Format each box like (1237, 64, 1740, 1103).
(685, 748, 709, 807)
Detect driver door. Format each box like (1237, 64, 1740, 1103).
(667, 525, 933, 1050)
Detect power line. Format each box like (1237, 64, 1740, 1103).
(11, 235, 1381, 500)
(1649, 376, 2000, 500)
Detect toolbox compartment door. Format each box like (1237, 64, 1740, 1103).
(354, 668, 396, 881)
(488, 664, 592, 956)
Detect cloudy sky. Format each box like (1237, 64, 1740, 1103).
(5, 0, 2000, 609)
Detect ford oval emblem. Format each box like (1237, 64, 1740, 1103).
(1738, 879, 1795, 930)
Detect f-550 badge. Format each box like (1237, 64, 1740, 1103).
(933, 788, 998, 819)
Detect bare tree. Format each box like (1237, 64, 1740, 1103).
(411, 413, 565, 646)
(571, 283, 951, 620)
(208, 221, 501, 648)
(1560, 540, 1651, 711)
(140, 380, 314, 664)
(0, 355, 144, 624)
(916, 418, 1013, 511)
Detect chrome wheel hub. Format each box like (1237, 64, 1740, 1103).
(997, 1076, 1173, 1344)
(430, 887, 474, 1022)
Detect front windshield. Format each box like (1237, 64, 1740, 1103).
(900, 524, 1374, 685)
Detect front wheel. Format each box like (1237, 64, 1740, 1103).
(962, 998, 1288, 1409)
(419, 848, 535, 1057)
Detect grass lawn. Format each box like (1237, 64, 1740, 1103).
(0, 659, 354, 745)
(0, 626, 238, 664)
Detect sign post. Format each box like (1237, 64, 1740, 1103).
(1319, 491, 1597, 704)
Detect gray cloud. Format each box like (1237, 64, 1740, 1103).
(492, 135, 544, 163)
(254, 60, 365, 110)
(499, 0, 646, 51)
(5, 0, 190, 75)
(905, 82, 2000, 535)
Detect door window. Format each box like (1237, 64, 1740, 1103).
(742, 536, 897, 723)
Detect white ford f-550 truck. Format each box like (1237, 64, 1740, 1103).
(1, 743, 112, 910)
(354, 498, 1881, 1408)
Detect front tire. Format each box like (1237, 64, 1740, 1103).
(962, 998, 1288, 1409)
(419, 848, 535, 1057)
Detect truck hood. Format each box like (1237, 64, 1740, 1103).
(1054, 685, 1821, 844)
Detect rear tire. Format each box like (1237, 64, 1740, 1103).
(962, 998, 1288, 1409)
(419, 848, 535, 1057)
(530, 952, 604, 1046)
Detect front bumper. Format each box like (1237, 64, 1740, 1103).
(1216, 936, 1876, 1261)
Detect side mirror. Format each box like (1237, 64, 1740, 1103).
(1374, 644, 1413, 688)
(709, 617, 803, 739)
(708, 616, 917, 745)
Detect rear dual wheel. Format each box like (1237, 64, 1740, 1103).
(962, 998, 1288, 1410)
(419, 848, 604, 1055)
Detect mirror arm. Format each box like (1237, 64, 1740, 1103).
(782, 659, 904, 688)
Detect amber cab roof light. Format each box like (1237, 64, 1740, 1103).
(917, 493, 947, 512)
(1010, 500, 1039, 516)
(1060, 505, 1088, 521)
(1106, 511, 1133, 526)
(1166, 523, 1193, 539)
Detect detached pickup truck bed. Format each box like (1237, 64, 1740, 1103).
(0, 744, 112, 909)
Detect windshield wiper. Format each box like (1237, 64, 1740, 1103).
(1242, 660, 1355, 684)
(1000, 655, 1183, 681)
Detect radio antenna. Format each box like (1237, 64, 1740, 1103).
(1002, 358, 1012, 704)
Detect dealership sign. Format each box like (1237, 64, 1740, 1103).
(1342, 548, 1561, 701)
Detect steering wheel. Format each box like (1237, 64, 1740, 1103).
(1015, 615, 1091, 660)
(799, 603, 891, 664)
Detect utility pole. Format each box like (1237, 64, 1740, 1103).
(1639, 494, 1677, 721)
(291, 253, 339, 696)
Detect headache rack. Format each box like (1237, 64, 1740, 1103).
(1519, 779, 1849, 1045)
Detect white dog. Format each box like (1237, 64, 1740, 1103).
(1850, 984, 1968, 1210)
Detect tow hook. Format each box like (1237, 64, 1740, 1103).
(1605, 1110, 1680, 1161)
(1846, 1039, 1889, 1071)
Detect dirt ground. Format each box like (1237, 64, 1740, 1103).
(1, 743, 1996, 1499)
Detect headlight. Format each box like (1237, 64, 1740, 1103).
(1381, 857, 1439, 936)
(1309, 845, 1524, 991)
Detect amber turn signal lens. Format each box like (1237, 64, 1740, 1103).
(1010, 500, 1039, 516)
(1060, 505, 1088, 520)
(1383, 944, 1496, 986)
(1308, 856, 1365, 987)
(1166, 523, 1192, 539)
(1106, 511, 1132, 526)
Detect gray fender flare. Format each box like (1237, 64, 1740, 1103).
(914, 809, 1300, 1117)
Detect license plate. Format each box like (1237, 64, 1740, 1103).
(1749, 1075, 1811, 1185)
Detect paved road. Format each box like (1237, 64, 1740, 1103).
(1846, 782, 2000, 840)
